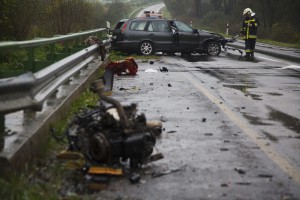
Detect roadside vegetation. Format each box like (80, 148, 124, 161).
(0, 0, 162, 74)
(163, 0, 300, 49)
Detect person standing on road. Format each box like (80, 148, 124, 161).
(240, 8, 259, 61)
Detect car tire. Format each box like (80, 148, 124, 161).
(139, 41, 154, 55)
(206, 42, 221, 56)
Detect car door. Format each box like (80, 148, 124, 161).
(146, 20, 173, 51)
(173, 20, 200, 51)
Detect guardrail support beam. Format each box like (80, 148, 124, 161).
(49, 44, 55, 61)
(27, 48, 35, 71)
(0, 114, 4, 151)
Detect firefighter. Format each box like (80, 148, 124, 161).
(241, 8, 259, 61)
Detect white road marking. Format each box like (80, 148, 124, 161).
(279, 65, 300, 70)
(184, 72, 300, 186)
(257, 56, 280, 62)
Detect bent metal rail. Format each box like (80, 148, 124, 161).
(0, 28, 111, 151)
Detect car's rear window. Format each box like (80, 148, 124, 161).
(147, 21, 169, 32)
(115, 22, 125, 29)
(129, 21, 148, 31)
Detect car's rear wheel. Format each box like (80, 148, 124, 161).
(139, 41, 154, 55)
(206, 42, 221, 56)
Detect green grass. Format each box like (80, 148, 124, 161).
(257, 39, 300, 49)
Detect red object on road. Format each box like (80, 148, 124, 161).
(106, 57, 138, 75)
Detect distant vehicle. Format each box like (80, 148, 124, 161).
(111, 17, 232, 56)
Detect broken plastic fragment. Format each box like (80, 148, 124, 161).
(145, 69, 158, 73)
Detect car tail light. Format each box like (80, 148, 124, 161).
(121, 22, 128, 33)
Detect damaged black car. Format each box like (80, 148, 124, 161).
(111, 17, 229, 56)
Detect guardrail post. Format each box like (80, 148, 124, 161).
(27, 48, 35, 71)
(49, 44, 55, 61)
(23, 109, 37, 124)
(64, 41, 70, 53)
(0, 114, 5, 151)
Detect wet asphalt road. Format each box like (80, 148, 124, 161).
(96, 51, 300, 200)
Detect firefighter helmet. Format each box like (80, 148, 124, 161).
(243, 8, 252, 15)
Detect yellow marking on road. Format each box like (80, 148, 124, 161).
(184, 72, 300, 185)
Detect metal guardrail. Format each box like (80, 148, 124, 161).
(0, 44, 99, 113)
(0, 28, 107, 50)
(0, 28, 111, 151)
(0, 28, 108, 75)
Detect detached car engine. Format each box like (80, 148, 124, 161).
(64, 80, 160, 168)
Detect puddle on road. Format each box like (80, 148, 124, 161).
(245, 93, 263, 101)
(242, 113, 273, 126)
(267, 92, 283, 96)
(223, 84, 256, 93)
(261, 130, 279, 142)
(223, 84, 262, 100)
(267, 106, 300, 134)
(196, 67, 223, 80)
(184, 55, 214, 62)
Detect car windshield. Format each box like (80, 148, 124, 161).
(173, 21, 193, 33)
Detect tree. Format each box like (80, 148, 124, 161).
(0, 0, 39, 40)
(105, 1, 130, 25)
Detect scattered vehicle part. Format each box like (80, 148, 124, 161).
(145, 69, 158, 73)
(85, 36, 110, 61)
(159, 67, 168, 72)
(62, 79, 162, 169)
(160, 116, 167, 122)
(129, 173, 141, 184)
(146, 121, 163, 136)
(258, 174, 273, 178)
(234, 167, 246, 174)
(145, 153, 164, 163)
(220, 148, 229, 151)
(152, 164, 187, 178)
(106, 57, 138, 75)
(88, 166, 123, 176)
(166, 130, 176, 134)
(223, 35, 243, 55)
(111, 17, 235, 56)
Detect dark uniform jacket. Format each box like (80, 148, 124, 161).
(241, 16, 259, 39)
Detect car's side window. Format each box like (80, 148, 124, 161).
(147, 22, 154, 32)
(148, 21, 169, 32)
(130, 21, 148, 31)
(174, 21, 193, 33)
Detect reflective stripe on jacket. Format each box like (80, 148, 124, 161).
(241, 16, 259, 39)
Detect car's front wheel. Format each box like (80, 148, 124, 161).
(139, 41, 154, 55)
(206, 42, 221, 56)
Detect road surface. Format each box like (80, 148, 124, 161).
(136, 3, 166, 17)
(95, 50, 300, 200)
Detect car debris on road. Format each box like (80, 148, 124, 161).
(106, 57, 138, 75)
(56, 79, 164, 189)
